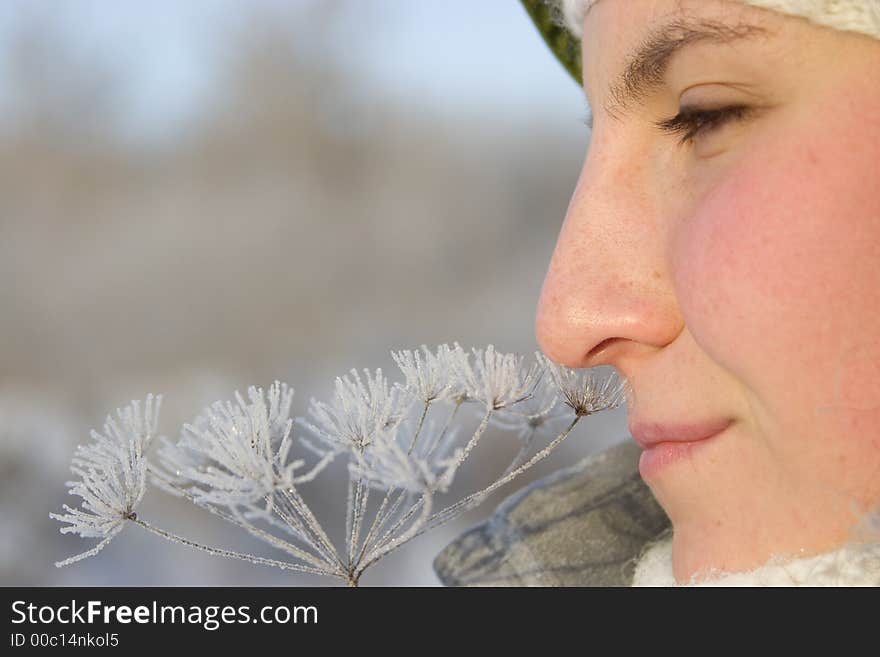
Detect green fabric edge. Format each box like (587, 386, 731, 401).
(519, 0, 583, 86)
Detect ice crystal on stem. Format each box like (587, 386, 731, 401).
(52, 345, 626, 586)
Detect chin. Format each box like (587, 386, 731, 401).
(665, 491, 865, 583)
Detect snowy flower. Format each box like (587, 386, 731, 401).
(490, 365, 566, 440)
(151, 433, 205, 496)
(349, 410, 462, 495)
(451, 343, 543, 410)
(52, 345, 626, 585)
(538, 353, 628, 416)
(174, 382, 305, 506)
(297, 367, 405, 453)
(51, 395, 162, 567)
(391, 343, 462, 404)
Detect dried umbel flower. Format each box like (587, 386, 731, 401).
(349, 410, 462, 495)
(297, 368, 404, 454)
(538, 352, 629, 416)
(50, 395, 162, 567)
(51, 345, 626, 586)
(490, 365, 566, 440)
(391, 343, 463, 405)
(452, 343, 543, 410)
(488, 367, 571, 476)
(169, 382, 327, 507)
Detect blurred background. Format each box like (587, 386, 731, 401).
(0, 0, 628, 586)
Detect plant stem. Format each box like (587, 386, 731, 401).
(131, 517, 336, 578)
(423, 415, 581, 534)
(407, 401, 430, 455)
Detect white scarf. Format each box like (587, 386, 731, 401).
(633, 531, 880, 586)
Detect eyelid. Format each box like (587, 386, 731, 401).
(654, 104, 753, 145)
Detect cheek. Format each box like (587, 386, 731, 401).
(672, 105, 880, 431)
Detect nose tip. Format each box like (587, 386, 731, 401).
(535, 283, 621, 369)
(535, 242, 681, 371)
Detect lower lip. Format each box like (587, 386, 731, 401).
(638, 424, 731, 479)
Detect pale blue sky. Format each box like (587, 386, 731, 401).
(0, 0, 590, 139)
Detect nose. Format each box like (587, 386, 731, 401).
(535, 137, 683, 370)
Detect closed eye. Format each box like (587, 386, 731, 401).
(654, 105, 753, 146)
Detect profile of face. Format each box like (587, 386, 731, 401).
(535, 0, 880, 582)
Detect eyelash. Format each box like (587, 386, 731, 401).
(654, 105, 753, 146)
(579, 105, 752, 147)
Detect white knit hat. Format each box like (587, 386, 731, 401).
(558, 0, 880, 41)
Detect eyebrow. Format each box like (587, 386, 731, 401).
(587, 15, 772, 126)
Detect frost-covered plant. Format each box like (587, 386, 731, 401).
(52, 343, 626, 586)
(50, 395, 161, 566)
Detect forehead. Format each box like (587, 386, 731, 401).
(580, 0, 785, 111)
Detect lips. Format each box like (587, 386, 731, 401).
(629, 418, 734, 449)
(629, 418, 734, 479)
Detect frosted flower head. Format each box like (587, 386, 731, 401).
(391, 343, 463, 405)
(173, 382, 303, 506)
(538, 353, 628, 417)
(297, 367, 405, 454)
(151, 433, 205, 497)
(451, 343, 543, 411)
(349, 409, 462, 494)
(490, 365, 567, 440)
(51, 395, 162, 567)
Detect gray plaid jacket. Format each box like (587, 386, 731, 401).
(433, 441, 671, 586)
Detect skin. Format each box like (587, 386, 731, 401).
(535, 0, 880, 582)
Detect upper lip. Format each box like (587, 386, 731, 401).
(629, 417, 733, 449)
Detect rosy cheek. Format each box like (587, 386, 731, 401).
(670, 101, 880, 420)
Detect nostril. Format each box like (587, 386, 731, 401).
(585, 337, 620, 363)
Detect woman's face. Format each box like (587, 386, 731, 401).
(536, 0, 880, 582)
